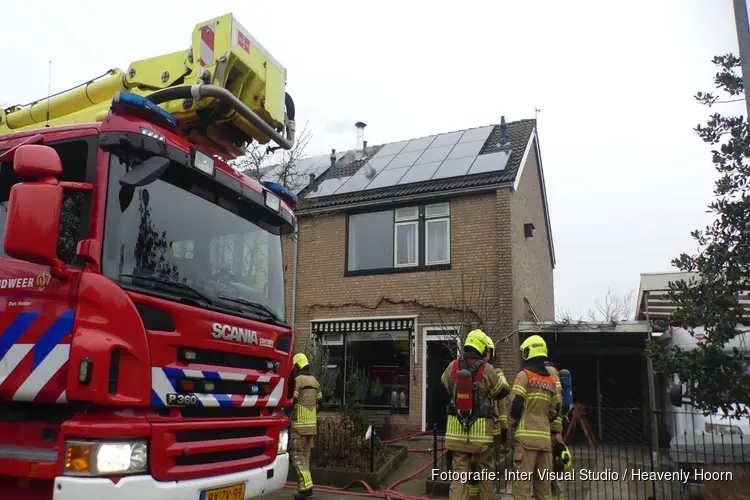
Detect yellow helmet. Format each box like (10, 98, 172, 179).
(485, 334, 495, 351)
(520, 335, 547, 360)
(464, 329, 489, 355)
(484, 334, 496, 360)
(293, 353, 309, 370)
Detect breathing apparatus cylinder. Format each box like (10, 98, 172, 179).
(559, 368, 572, 412)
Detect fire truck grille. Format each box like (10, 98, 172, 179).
(152, 420, 278, 481)
(178, 347, 276, 371)
(179, 407, 262, 419)
(175, 426, 266, 442)
(174, 447, 265, 466)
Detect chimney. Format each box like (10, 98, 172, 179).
(355, 122, 367, 159)
(363, 140, 368, 154)
(499, 116, 508, 146)
(330, 148, 336, 167)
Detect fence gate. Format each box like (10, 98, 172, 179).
(433, 408, 750, 500)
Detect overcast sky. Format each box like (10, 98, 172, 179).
(1, 0, 743, 319)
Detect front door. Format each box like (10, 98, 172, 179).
(426, 340, 455, 433)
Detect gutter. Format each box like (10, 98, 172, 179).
(296, 181, 513, 216)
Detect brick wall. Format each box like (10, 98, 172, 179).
(510, 138, 555, 324)
(281, 146, 554, 431)
(507, 136, 555, 377)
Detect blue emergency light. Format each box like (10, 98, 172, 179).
(263, 181, 298, 210)
(111, 91, 178, 129)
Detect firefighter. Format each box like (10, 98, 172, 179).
(507, 335, 562, 500)
(484, 335, 509, 464)
(544, 359, 565, 498)
(441, 329, 510, 500)
(290, 353, 323, 500)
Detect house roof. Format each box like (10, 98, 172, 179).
(293, 118, 537, 212)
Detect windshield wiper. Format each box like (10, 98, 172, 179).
(119, 274, 214, 304)
(216, 294, 285, 325)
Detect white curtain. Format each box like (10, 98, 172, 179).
(397, 224, 416, 264)
(427, 220, 447, 262)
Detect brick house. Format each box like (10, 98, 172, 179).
(279, 118, 555, 433)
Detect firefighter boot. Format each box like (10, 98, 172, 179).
(294, 489, 313, 500)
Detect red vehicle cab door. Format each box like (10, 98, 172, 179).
(0, 134, 97, 404)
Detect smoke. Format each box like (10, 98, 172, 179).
(324, 118, 357, 135)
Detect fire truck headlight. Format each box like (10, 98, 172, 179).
(278, 430, 289, 454)
(64, 440, 148, 476)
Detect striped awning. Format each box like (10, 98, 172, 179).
(311, 318, 415, 334)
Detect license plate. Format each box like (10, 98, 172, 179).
(200, 483, 246, 500)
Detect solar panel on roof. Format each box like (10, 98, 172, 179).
(366, 156, 396, 170)
(364, 166, 410, 190)
(459, 126, 493, 144)
(396, 161, 442, 185)
(373, 140, 409, 158)
(467, 150, 512, 175)
(401, 136, 436, 153)
(384, 150, 423, 170)
(305, 177, 348, 198)
(430, 130, 465, 148)
(415, 145, 452, 165)
(446, 140, 484, 160)
(334, 172, 377, 195)
(431, 157, 473, 180)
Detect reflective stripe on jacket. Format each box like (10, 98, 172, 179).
(508, 368, 561, 451)
(545, 364, 564, 434)
(441, 359, 509, 453)
(292, 374, 321, 436)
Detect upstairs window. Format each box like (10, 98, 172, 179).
(346, 202, 451, 274)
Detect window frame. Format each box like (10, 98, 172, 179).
(316, 329, 411, 414)
(394, 220, 419, 267)
(425, 202, 451, 265)
(0, 136, 97, 269)
(345, 201, 452, 276)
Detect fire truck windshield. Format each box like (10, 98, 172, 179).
(102, 152, 286, 325)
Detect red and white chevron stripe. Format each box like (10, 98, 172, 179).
(200, 23, 215, 67)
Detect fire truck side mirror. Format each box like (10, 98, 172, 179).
(4, 145, 67, 274)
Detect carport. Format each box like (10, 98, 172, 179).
(517, 321, 658, 446)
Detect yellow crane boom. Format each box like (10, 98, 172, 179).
(0, 13, 295, 158)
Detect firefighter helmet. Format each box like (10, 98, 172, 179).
(520, 335, 547, 360)
(464, 329, 489, 355)
(484, 334, 496, 362)
(553, 442, 572, 472)
(293, 353, 309, 370)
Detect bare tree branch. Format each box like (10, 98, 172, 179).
(586, 288, 636, 322)
(555, 306, 581, 323)
(230, 121, 314, 193)
(426, 269, 506, 356)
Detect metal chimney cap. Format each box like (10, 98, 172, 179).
(355, 121, 367, 129)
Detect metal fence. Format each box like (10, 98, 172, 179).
(430, 408, 750, 500)
(308, 417, 379, 472)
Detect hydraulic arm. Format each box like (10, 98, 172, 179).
(0, 13, 295, 158)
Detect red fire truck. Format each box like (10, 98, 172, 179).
(0, 13, 297, 500)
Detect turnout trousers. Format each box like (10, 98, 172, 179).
(449, 446, 494, 500)
(512, 442, 553, 500)
(290, 430, 315, 493)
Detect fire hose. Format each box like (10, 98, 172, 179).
(284, 430, 449, 500)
